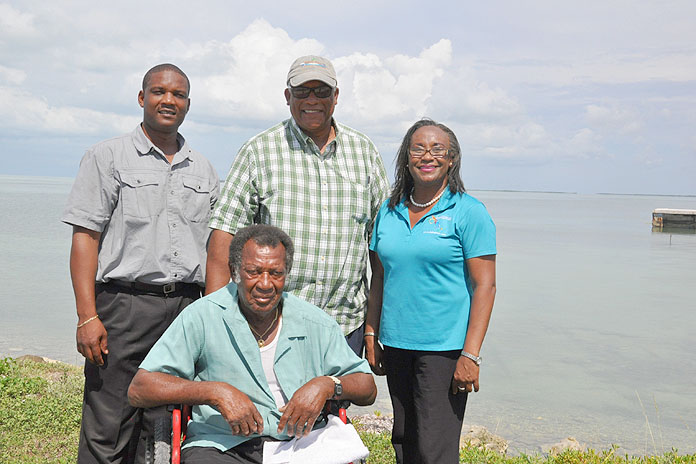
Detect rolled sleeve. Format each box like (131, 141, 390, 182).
(368, 151, 389, 241)
(323, 320, 372, 377)
(139, 305, 203, 380)
(209, 146, 257, 234)
(61, 148, 118, 232)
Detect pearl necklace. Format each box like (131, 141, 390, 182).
(249, 307, 279, 348)
(409, 188, 446, 208)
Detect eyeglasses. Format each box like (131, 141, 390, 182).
(288, 85, 334, 99)
(409, 146, 449, 158)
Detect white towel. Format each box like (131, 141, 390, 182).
(263, 416, 369, 464)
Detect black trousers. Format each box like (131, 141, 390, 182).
(181, 438, 279, 464)
(383, 346, 468, 464)
(344, 323, 365, 357)
(77, 284, 200, 464)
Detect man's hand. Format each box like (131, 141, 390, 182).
(76, 319, 108, 366)
(451, 356, 479, 395)
(277, 376, 333, 438)
(70, 225, 104, 363)
(211, 383, 264, 436)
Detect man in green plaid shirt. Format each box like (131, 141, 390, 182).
(206, 55, 389, 355)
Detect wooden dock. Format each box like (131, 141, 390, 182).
(652, 208, 696, 228)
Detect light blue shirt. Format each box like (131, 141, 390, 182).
(370, 190, 496, 351)
(139, 283, 370, 451)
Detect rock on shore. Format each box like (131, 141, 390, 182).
(353, 413, 586, 456)
(353, 415, 510, 454)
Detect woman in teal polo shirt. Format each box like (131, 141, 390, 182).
(365, 118, 497, 464)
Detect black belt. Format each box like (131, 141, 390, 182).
(103, 280, 202, 296)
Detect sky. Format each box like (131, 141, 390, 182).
(1, 0, 695, 195)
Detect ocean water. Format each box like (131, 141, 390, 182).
(1, 175, 695, 455)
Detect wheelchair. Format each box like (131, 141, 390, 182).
(144, 401, 365, 464)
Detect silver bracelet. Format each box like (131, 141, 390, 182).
(460, 350, 482, 366)
(363, 332, 376, 337)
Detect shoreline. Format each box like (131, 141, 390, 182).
(9, 355, 691, 458)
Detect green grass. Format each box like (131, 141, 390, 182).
(0, 357, 83, 463)
(2, 356, 695, 464)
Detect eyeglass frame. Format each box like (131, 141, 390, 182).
(408, 146, 450, 159)
(287, 85, 335, 99)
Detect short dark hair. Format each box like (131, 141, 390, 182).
(388, 118, 466, 209)
(142, 63, 190, 93)
(229, 225, 295, 277)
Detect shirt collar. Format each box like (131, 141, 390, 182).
(132, 124, 191, 165)
(208, 283, 308, 339)
(395, 188, 458, 222)
(288, 117, 339, 158)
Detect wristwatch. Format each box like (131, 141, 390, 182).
(460, 350, 482, 366)
(328, 375, 343, 399)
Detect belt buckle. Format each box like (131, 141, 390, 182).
(163, 283, 176, 295)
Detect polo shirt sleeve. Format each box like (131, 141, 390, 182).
(208, 144, 258, 234)
(61, 147, 119, 232)
(458, 201, 497, 260)
(139, 304, 204, 380)
(369, 200, 389, 253)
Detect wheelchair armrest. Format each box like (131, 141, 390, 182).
(321, 399, 352, 424)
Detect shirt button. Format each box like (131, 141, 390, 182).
(172, 223, 177, 228)
(171, 190, 175, 195)
(174, 273, 178, 278)
(320, 256, 325, 262)
(174, 251, 179, 257)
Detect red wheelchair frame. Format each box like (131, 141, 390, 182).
(169, 401, 356, 464)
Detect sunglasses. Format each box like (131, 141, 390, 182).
(288, 85, 334, 99)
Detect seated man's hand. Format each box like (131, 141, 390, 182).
(277, 376, 333, 438)
(211, 382, 264, 436)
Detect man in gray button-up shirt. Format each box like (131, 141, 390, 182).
(62, 63, 219, 464)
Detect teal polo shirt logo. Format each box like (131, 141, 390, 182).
(423, 215, 452, 235)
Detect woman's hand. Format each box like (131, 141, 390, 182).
(364, 337, 386, 376)
(365, 251, 386, 376)
(451, 356, 479, 395)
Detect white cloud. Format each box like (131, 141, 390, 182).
(453, 121, 552, 161)
(337, 39, 451, 124)
(0, 65, 26, 85)
(0, 3, 36, 38)
(585, 104, 642, 134)
(566, 128, 606, 159)
(0, 86, 137, 135)
(0, 14, 558, 165)
(1, 2, 693, 195)
(193, 19, 325, 123)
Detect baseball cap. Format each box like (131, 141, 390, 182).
(286, 55, 337, 88)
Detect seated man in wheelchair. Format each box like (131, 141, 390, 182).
(128, 224, 376, 463)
